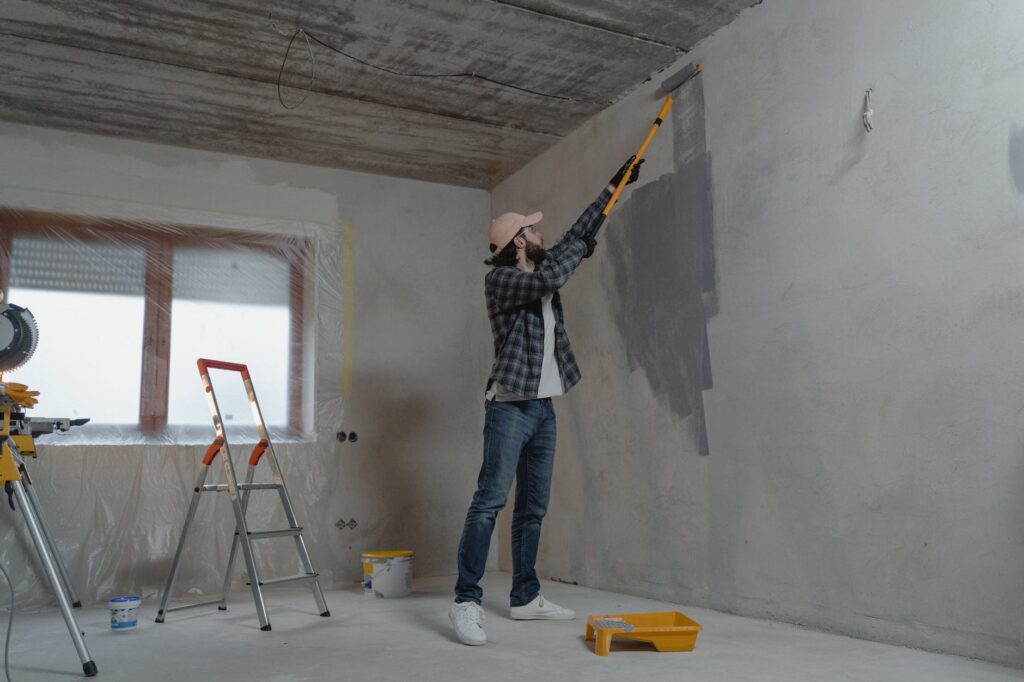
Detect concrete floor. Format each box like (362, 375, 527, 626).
(10, 573, 1021, 681)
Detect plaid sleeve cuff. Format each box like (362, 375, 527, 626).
(565, 188, 612, 241)
(486, 238, 587, 310)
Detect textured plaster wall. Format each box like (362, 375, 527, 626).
(492, 0, 1024, 667)
(0, 122, 492, 607)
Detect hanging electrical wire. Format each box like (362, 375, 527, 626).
(1, 561, 13, 682)
(271, 14, 604, 110)
(271, 19, 316, 110)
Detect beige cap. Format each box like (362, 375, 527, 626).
(487, 211, 542, 253)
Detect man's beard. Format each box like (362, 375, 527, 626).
(525, 241, 547, 264)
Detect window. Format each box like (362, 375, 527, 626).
(0, 210, 310, 439)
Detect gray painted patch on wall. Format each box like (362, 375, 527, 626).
(1010, 124, 1024, 193)
(606, 79, 715, 455)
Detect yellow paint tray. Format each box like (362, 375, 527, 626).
(585, 611, 702, 656)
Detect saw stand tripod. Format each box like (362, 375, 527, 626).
(0, 396, 96, 677)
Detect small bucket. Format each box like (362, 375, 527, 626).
(361, 550, 414, 598)
(109, 595, 141, 631)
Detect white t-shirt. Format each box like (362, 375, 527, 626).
(490, 293, 564, 401)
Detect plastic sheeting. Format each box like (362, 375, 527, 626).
(0, 206, 348, 608)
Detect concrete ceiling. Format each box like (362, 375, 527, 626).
(0, 1, 753, 188)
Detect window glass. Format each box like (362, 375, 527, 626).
(167, 247, 291, 427)
(5, 289, 145, 422)
(6, 236, 146, 423)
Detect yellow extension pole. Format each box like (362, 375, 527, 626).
(602, 94, 676, 217)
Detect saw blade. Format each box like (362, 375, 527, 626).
(0, 303, 39, 373)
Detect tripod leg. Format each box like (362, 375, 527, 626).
(12, 480, 97, 676)
(21, 478, 82, 607)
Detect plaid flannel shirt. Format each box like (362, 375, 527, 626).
(484, 188, 612, 398)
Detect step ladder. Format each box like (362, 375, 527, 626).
(156, 359, 329, 631)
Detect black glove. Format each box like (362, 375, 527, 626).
(609, 156, 644, 187)
(582, 235, 598, 258)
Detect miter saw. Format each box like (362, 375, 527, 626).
(0, 295, 97, 677)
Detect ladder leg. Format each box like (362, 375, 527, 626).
(246, 371, 329, 619)
(11, 481, 97, 676)
(223, 457, 270, 631)
(218, 531, 238, 611)
(277, 487, 330, 617)
(156, 466, 210, 622)
(20, 475, 82, 608)
(232, 505, 269, 630)
(218, 466, 256, 610)
(297, 533, 330, 617)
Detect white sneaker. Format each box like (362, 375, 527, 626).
(509, 595, 575, 620)
(450, 601, 487, 646)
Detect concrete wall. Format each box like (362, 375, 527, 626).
(492, 0, 1024, 667)
(0, 122, 492, 607)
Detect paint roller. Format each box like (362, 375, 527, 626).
(600, 62, 702, 219)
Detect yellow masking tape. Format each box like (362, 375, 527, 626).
(339, 220, 355, 399)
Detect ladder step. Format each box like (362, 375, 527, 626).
(159, 599, 223, 616)
(199, 483, 283, 493)
(249, 573, 319, 588)
(241, 527, 303, 539)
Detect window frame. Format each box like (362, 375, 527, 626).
(0, 208, 310, 439)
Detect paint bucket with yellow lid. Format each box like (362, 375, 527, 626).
(361, 550, 414, 598)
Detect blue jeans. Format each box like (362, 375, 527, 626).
(454, 398, 556, 607)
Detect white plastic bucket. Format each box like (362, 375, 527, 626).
(361, 551, 414, 598)
(109, 595, 141, 631)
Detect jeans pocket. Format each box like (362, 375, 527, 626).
(483, 398, 495, 435)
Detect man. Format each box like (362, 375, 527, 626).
(449, 157, 643, 646)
